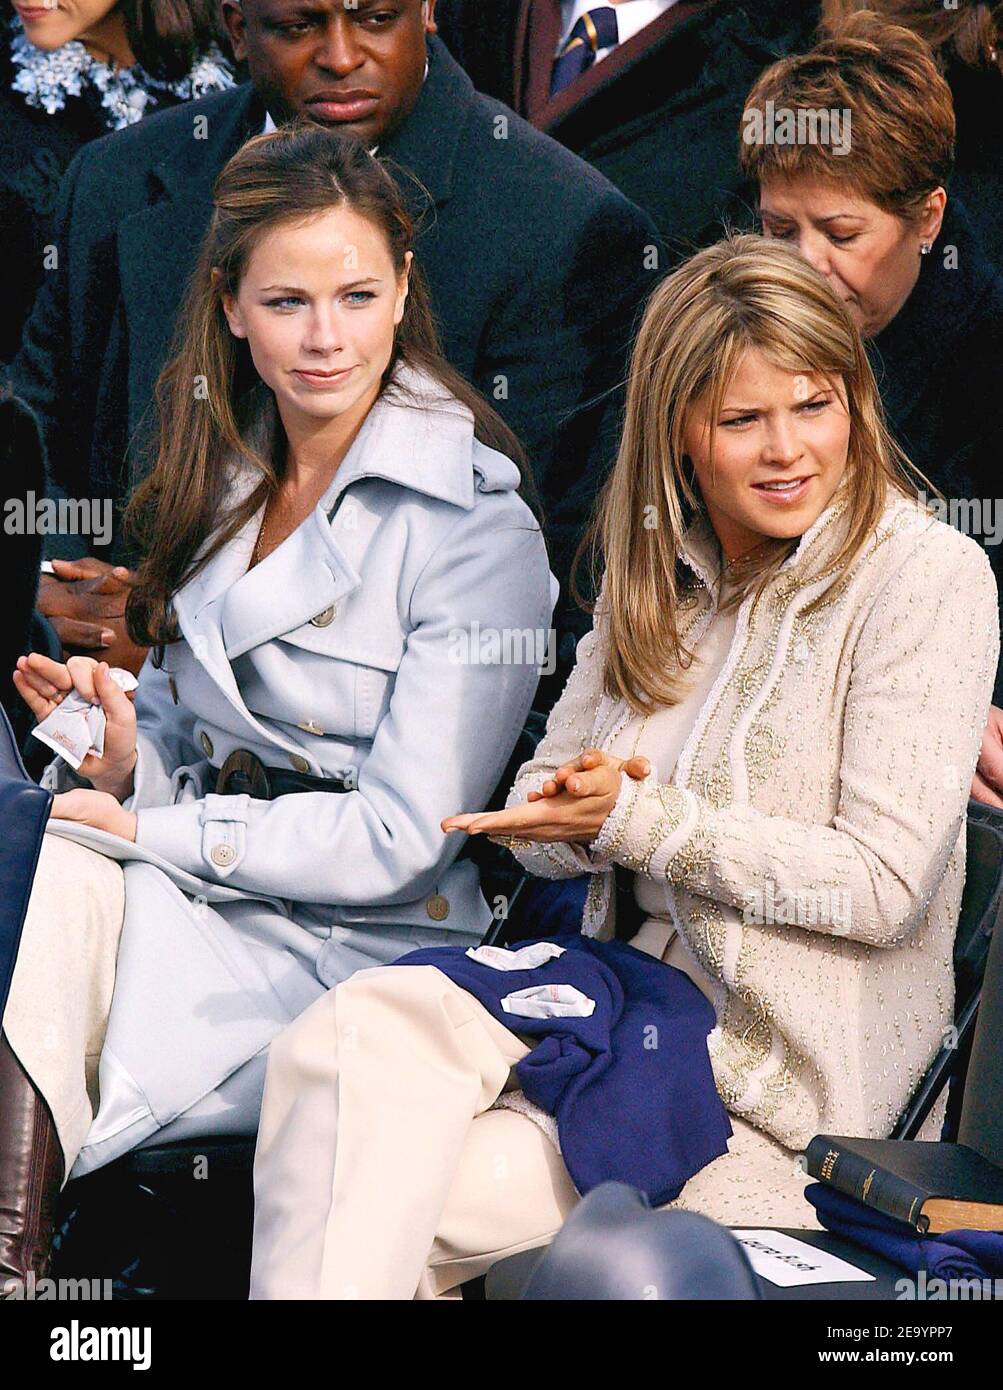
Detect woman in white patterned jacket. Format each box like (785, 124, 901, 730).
(249, 234, 999, 1300)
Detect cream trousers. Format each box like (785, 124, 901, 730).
(2, 831, 268, 1178)
(2, 832, 126, 1175)
(249, 962, 822, 1301)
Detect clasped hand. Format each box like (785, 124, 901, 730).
(13, 653, 139, 841)
(37, 556, 148, 674)
(442, 749, 651, 844)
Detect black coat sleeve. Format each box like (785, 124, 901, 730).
(0, 385, 46, 750)
(6, 147, 91, 560)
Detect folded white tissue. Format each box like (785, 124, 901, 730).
(31, 667, 139, 772)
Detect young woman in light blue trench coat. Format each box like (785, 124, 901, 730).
(1, 125, 554, 1279)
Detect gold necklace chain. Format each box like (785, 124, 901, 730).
(251, 496, 274, 569)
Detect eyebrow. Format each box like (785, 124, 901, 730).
(760, 208, 865, 225)
(258, 277, 382, 293)
(719, 388, 831, 411)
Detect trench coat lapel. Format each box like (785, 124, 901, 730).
(116, 85, 263, 470)
(209, 376, 480, 660)
(219, 509, 363, 661)
(169, 364, 481, 740)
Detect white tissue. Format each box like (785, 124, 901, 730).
(500, 983, 597, 1019)
(31, 667, 139, 772)
(465, 941, 567, 971)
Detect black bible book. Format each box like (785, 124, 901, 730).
(805, 1135, 1003, 1234)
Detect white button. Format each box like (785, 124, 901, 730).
(310, 606, 336, 627)
(210, 843, 235, 867)
(290, 753, 311, 774)
(200, 732, 214, 758)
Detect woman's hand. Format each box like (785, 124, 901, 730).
(441, 749, 651, 845)
(972, 705, 1003, 809)
(49, 789, 137, 842)
(13, 653, 138, 799)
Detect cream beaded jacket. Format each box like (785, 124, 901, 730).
(505, 489, 999, 1152)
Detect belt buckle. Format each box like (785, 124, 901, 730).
(216, 748, 271, 799)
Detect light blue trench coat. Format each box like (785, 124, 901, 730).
(42, 363, 555, 1175)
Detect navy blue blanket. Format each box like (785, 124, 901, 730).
(806, 1182, 1003, 1282)
(390, 935, 732, 1205)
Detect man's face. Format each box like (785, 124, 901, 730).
(223, 0, 436, 145)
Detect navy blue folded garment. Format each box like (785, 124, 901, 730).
(0, 704, 52, 1024)
(514, 876, 589, 937)
(805, 1182, 1003, 1281)
(389, 934, 732, 1205)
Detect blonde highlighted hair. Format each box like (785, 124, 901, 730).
(574, 234, 926, 716)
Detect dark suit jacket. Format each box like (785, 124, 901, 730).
(8, 34, 663, 669)
(435, 0, 820, 253)
(866, 199, 1003, 703)
(0, 379, 49, 750)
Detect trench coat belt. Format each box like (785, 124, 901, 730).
(214, 748, 351, 800)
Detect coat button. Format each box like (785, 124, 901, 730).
(425, 894, 450, 921)
(210, 843, 236, 867)
(310, 605, 336, 627)
(297, 719, 324, 736)
(289, 753, 311, 774)
(200, 731, 214, 758)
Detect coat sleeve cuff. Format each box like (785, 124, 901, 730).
(135, 802, 206, 876)
(135, 797, 252, 881)
(590, 777, 700, 877)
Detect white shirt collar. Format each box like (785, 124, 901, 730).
(261, 56, 428, 150)
(557, 0, 678, 59)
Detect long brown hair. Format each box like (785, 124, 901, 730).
(125, 122, 534, 647)
(574, 234, 929, 716)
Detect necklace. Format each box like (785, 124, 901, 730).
(251, 504, 271, 569)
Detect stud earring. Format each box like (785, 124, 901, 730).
(920, 242, 932, 256)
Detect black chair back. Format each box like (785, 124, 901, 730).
(892, 802, 1003, 1139)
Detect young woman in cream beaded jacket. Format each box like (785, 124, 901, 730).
(248, 234, 998, 1300)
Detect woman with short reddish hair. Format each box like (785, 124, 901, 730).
(738, 11, 1003, 796)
